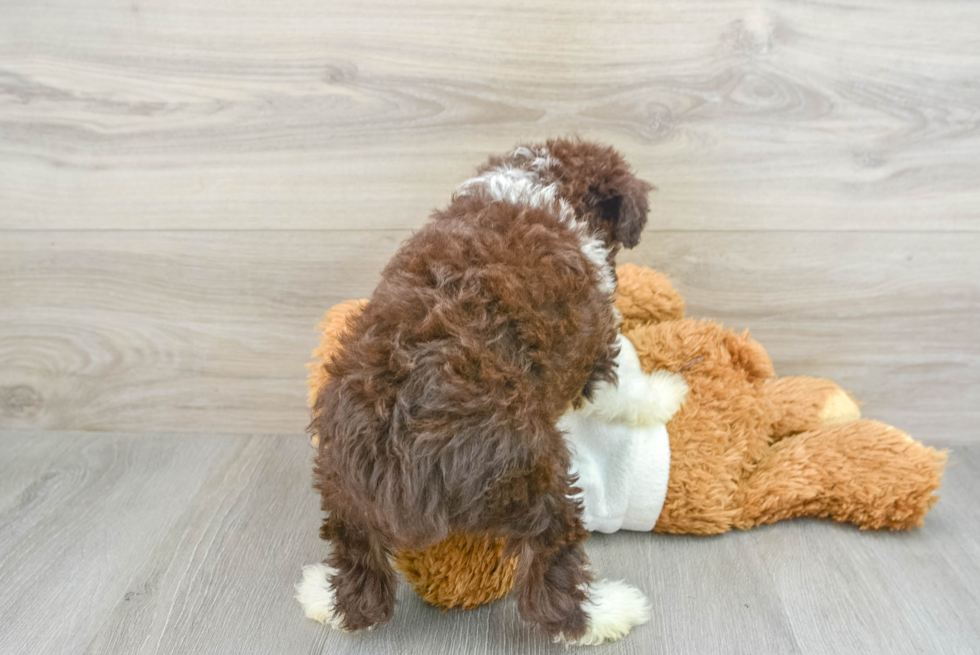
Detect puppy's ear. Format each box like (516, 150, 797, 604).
(588, 177, 653, 249)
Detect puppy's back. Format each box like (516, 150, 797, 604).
(311, 198, 616, 545)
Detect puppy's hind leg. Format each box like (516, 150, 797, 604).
(513, 490, 652, 645)
(296, 514, 397, 632)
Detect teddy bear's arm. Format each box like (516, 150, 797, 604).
(614, 263, 685, 332)
(307, 299, 369, 447)
(307, 299, 369, 408)
(576, 335, 688, 427)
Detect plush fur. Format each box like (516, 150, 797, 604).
(305, 139, 653, 640)
(576, 334, 689, 428)
(306, 263, 947, 611)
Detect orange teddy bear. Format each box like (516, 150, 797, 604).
(307, 264, 946, 610)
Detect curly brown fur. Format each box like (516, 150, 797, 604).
(478, 138, 654, 250)
(308, 139, 652, 638)
(764, 376, 862, 438)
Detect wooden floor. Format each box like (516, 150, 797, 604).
(0, 430, 976, 655)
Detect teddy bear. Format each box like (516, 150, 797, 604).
(307, 263, 947, 611)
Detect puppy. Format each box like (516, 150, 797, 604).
(298, 138, 654, 644)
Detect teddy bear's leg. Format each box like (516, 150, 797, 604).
(735, 420, 946, 530)
(764, 376, 861, 440)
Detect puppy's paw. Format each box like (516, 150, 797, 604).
(295, 562, 348, 631)
(557, 579, 652, 646)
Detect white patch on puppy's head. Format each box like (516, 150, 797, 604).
(455, 144, 618, 304)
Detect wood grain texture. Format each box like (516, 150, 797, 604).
(1, 230, 977, 441)
(0, 430, 977, 655)
(0, 2, 977, 436)
(1, 2, 976, 652)
(0, 230, 401, 434)
(1, 0, 979, 231)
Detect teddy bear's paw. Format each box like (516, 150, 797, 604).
(295, 562, 349, 631)
(579, 334, 687, 427)
(637, 371, 689, 426)
(557, 579, 653, 646)
(582, 368, 688, 428)
(820, 388, 862, 425)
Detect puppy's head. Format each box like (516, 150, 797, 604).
(545, 138, 654, 249)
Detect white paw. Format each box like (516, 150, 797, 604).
(636, 370, 688, 426)
(558, 579, 653, 646)
(580, 336, 688, 428)
(295, 562, 348, 631)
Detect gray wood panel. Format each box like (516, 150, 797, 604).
(1, 0, 979, 231)
(0, 430, 976, 655)
(1, 0, 976, 441)
(2, 230, 976, 441)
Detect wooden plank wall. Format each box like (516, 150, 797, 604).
(2, 0, 978, 441)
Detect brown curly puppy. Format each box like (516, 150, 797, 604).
(297, 139, 654, 644)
